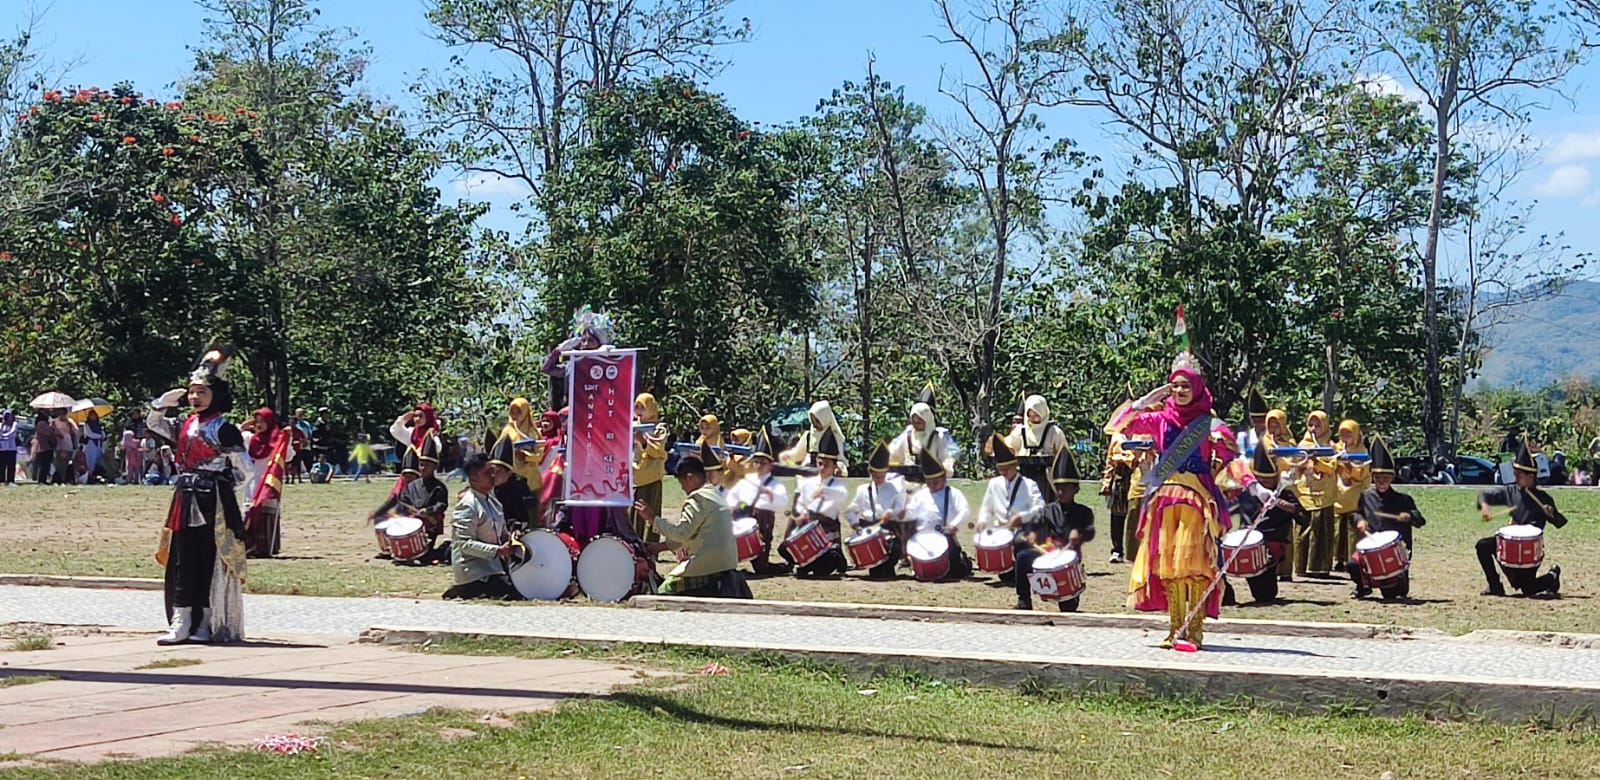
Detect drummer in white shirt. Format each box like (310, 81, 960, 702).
(782, 429, 850, 577)
(845, 442, 907, 579)
(904, 447, 973, 580)
(728, 429, 790, 575)
(977, 433, 1044, 582)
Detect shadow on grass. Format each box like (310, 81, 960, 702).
(608, 689, 1044, 751)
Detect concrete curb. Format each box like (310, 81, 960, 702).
(629, 596, 1448, 641)
(0, 574, 163, 591)
(360, 624, 1600, 726)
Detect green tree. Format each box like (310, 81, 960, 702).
(539, 76, 815, 431)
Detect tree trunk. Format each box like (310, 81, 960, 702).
(1323, 341, 1340, 418)
(1421, 43, 1460, 460)
(859, 234, 873, 446)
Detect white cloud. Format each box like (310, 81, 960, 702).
(453, 172, 532, 197)
(1353, 72, 1428, 105)
(1535, 164, 1592, 198)
(1543, 131, 1600, 164)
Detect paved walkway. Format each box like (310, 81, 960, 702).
(3, 584, 1598, 689)
(0, 630, 645, 763)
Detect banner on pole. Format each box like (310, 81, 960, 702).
(564, 348, 638, 506)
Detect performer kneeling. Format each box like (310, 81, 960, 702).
(489, 433, 539, 534)
(1343, 436, 1424, 600)
(782, 429, 850, 577)
(370, 447, 450, 562)
(845, 441, 907, 579)
(442, 453, 519, 600)
(150, 348, 249, 646)
(729, 428, 789, 575)
(905, 447, 974, 579)
(1015, 448, 1093, 612)
(633, 450, 747, 598)
(1476, 437, 1565, 598)
(1234, 442, 1306, 604)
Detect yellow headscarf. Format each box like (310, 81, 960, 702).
(696, 414, 723, 447)
(506, 397, 535, 439)
(729, 428, 751, 446)
(1301, 410, 1332, 446)
(1337, 419, 1366, 454)
(1263, 409, 1291, 450)
(634, 393, 660, 423)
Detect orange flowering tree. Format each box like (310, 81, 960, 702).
(0, 84, 266, 403)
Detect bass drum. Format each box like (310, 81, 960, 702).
(576, 534, 654, 603)
(510, 528, 582, 600)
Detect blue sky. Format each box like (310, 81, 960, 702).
(12, 0, 1600, 265)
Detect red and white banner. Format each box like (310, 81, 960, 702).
(564, 348, 638, 506)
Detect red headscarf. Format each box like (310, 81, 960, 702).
(411, 403, 439, 449)
(249, 407, 279, 460)
(1161, 367, 1215, 428)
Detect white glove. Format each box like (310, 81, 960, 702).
(1133, 385, 1170, 410)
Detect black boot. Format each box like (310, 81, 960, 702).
(1013, 598, 1033, 611)
(1058, 598, 1079, 613)
(1549, 565, 1562, 595)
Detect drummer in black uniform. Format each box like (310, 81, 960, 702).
(1231, 439, 1307, 604)
(1476, 438, 1567, 597)
(1013, 448, 1094, 612)
(488, 433, 539, 534)
(1344, 437, 1425, 600)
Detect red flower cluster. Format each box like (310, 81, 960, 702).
(123, 136, 137, 145)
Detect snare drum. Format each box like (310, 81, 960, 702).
(383, 516, 430, 561)
(974, 527, 1016, 573)
(575, 534, 653, 603)
(373, 518, 395, 556)
(732, 517, 763, 562)
(1221, 528, 1270, 578)
(510, 528, 581, 600)
(1028, 548, 1086, 601)
(845, 525, 894, 570)
(1495, 525, 1545, 569)
(782, 520, 832, 568)
(906, 531, 951, 582)
(1354, 530, 1409, 584)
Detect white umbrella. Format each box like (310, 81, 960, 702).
(29, 391, 76, 410)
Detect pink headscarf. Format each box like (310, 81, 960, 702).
(1161, 367, 1214, 428)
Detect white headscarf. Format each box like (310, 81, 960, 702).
(909, 402, 936, 452)
(1024, 395, 1051, 446)
(808, 400, 847, 462)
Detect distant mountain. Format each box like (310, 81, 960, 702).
(1473, 280, 1600, 389)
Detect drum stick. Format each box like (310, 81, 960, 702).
(1481, 505, 1514, 522)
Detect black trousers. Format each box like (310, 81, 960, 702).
(0, 450, 15, 484)
(1475, 536, 1557, 594)
(442, 574, 520, 600)
(29, 453, 51, 483)
(1109, 513, 1127, 556)
(167, 524, 217, 610)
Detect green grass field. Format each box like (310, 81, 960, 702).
(1, 479, 1597, 635)
(1, 643, 1597, 779)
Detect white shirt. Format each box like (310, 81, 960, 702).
(793, 475, 849, 522)
(729, 471, 788, 514)
(907, 484, 970, 535)
(846, 478, 907, 529)
(888, 426, 957, 475)
(978, 474, 1044, 530)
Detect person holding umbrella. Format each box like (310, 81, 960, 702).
(68, 398, 115, 485)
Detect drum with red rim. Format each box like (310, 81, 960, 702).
(906, 531, 951, 582)
(974, 527, 1016, 573)
(383, 516, 429, 561)
(1221, 528, 1270, 578)
(1028, 548, 1086, 601)
(1355, 530, 1409, 585)
(576, 534, 654, 602)
(510, 528, 581, 600)
(373, 518, 395, 556)
(732, 517, 763, 562)
(782, 520, 831, 568)
(1495, 524, 1544, 569)
(845, 525, 893, 570)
